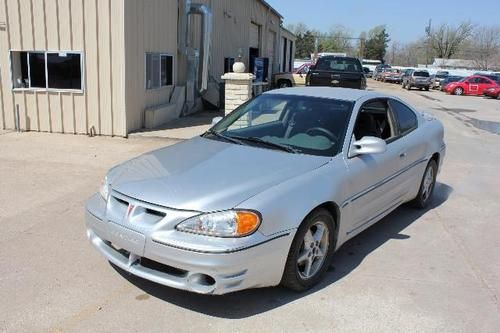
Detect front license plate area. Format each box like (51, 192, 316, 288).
(107, 221, 146, 256)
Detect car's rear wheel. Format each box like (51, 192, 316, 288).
(278, 80, 292, 88)
(410, 160, 437, 209)
(454, 87, 464, 95)
(281, 208, 335, 291)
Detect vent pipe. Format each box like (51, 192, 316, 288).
(188, 3, 212, 93)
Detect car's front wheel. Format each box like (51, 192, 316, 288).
(281, 208, 335, 291)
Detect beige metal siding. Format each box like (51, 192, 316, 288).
(190, 0, 282, 84)
(123, 0, 178, 133)
(0, 0, 126, 136)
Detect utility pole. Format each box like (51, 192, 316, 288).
(314, 37, 319, 62)
(425, 19, 432, 68)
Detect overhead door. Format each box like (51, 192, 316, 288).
(250, 23, 260, 49)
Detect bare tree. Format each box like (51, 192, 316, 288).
(428, 22, 475, 58)
(470, 26, 500, 70)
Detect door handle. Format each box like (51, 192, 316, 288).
(399, 152, 407, 159)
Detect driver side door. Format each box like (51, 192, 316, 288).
(467, 77, 480, 95)
(343, 99, 407, 237)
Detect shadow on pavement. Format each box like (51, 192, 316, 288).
(113, 182, 453, 319)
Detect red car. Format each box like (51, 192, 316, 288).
(483, 86, 500, 99)
(444, 75, 498, 96)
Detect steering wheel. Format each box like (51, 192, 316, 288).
(306, 127, 338, 142)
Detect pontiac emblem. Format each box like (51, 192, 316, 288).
(126, 204, 135, 218)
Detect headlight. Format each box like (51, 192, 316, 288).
(99, 176, 110, 201)
(176, 210, 261, 238)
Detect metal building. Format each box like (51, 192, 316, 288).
(0, 0, 295, 136)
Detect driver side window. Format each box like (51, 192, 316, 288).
(353, 99, 397, 142)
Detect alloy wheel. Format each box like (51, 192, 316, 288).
(421, 166, 435, 203)
(297, 221, 330, 280)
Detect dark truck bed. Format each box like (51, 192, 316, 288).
(306, 56, 366, 90)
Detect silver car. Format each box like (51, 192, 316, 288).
(85, 88, 445, 295)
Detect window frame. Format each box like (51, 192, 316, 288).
(9, 49, 85, 93)
(350, 98, 400, 151)
(144, 52, 175, 90)
(388, 99, 418, 138)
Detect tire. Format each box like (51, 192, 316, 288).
(425, 87, 430, 91)
(281, 208, 336, 292)
(454, 87, 464, 96)
(406, 83, 411, 90)
(278, 80, 292, 89)
(497, 93, 500, 100)
(410, 160, 438, 209)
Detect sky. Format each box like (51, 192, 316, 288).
(268, 0, 500, 43)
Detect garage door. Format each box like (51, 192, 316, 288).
(250, 23, 260, 49)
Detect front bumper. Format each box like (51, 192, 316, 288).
(85, 193, 294, 295)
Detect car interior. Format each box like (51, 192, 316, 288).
(218, 95, 353, 156)
(353, 100, 396, 142)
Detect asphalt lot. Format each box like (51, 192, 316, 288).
(1, 80, 500, 332)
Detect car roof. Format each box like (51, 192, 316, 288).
(263, 87, 390, 102)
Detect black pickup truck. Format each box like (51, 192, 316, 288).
(306, 56, 366, 90)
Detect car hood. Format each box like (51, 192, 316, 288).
(109, 136, 330, 212)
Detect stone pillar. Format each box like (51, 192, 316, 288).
(221, 72, 255, 115)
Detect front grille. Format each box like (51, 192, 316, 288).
(140, 258, 188, 277)
(108, 193, 167, 225)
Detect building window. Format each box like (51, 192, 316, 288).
(10, 51, 83, 90)
(146, 53, 174, 89)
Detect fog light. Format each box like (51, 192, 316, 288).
(187, 273, 216, 294)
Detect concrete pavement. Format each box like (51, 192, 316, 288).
(1, 81, 500, 332)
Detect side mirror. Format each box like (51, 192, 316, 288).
(349, 136, 387, 158)
(211, 117, 223, 126)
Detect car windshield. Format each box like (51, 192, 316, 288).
(414, 71, 430, 77)
(315, 57, 362, 72)
(207, 94, 354, 157)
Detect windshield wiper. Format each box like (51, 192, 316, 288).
(203, 130, 243, 145)
(229, 136, 299, 154)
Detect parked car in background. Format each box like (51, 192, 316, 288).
(483, 86, 500, 99)
(444, 75, 498, 96)
(402, 70, 431, 91)
(440, 76, 464, 91)
(431, 71, 449, 89)
(400, 69, 413, 85)
(363, 67, 372, 78)
(373, 64, 391, 81)
(273, 63, 312, 88)
(306, 56, 366, 89)
(85, 87, 445, 294)
(381, 68, 402, 83)
(478, 74, 500, 84)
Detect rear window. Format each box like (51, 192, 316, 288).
(315, 57, 362, 72)
(414, 71, 430, 77)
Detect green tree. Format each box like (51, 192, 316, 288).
(296, 30, 316, 59)
(364, 26, 390, 61)
(318, 25, 353, 54)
